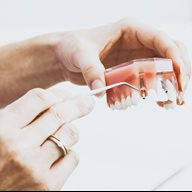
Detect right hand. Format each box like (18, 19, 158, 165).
(0, 87, 94, 191)
(53, 18, 191, 93)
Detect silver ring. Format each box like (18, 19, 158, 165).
(48, 135, 68, 157)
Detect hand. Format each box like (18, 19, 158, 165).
(1, 18, 190, 107)
(0, 87, 94, 191)
(54, 18, 191, 93)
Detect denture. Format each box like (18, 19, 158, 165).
(105, 58, 182, 110)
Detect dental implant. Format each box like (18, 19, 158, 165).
(139, 73, 148, 100)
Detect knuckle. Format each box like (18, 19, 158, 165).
(29, 88, 46, 103)
(162, 43, 178, 57)
(50, 105, 65, 124)
(156, 35, 169, 46)
(28, 88, 55, 108)
(154, 31, 172, 44)
(28, 88, 45, 96)
(3, 88, 49, 116)
(83, 65, 95, 75)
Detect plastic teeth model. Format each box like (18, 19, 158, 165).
(105, 58, 184, 110)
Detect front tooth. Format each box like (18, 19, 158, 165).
(148, 90, 158, 102)
(115, 100, 122, 110)
(164, 105, 170, 110)
(121, 98, 128, 109)
(164, 103, 175, 110)
(125, 96, 132, 107)
(110, 104, 115, 111)
(167, 92, 176, 103)
(132, 91, 140, 105)
(157, 79, 168, 101)
(166, 80, 177, 102)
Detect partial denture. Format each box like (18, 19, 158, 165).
(105, 58, 183, 110)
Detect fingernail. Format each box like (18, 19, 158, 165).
(91, 80, 105, 98)
(91, 80, 105, 90)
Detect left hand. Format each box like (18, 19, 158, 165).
(53, 17, 191, 93)
(0, 86, 94, 191)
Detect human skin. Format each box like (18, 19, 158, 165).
(0, 18, 191, 191)
(0, 18, 190, 108)
(0, 87, 94, 191)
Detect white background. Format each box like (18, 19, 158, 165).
(0, 0, 192, 190)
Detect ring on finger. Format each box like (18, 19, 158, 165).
(48, 135, 69, 157)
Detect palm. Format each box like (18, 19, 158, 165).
(100, 31, 159, 69)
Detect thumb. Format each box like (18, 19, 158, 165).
(76, 51, 106, 91)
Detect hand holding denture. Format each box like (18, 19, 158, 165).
(55, 17, 191, 102)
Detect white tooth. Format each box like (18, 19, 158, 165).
(132, 91, 140, 105)
(170, 103, 176, 109)
(164, 105, 170, 110)
(167, 92, 177, 103)
(166, 80, 175, 91)
(166, 80, 177, 103)
(148, 90, 158, 102)
(115, 100, 122, 110)
(121, 98, 128, 109)
(125, 96, 132, 107)
(110, 104, 115, 110)
(157, 79, 168, 101)
(164, 103, 175, 110)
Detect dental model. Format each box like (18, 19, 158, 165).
(105, 58, 182, 110)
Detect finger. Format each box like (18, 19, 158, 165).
(5, 86, 80, 128)
(47, 151, 79, 191)
(41, 124, 79, 166)
(4, 88, 58, 127)
(23, 95, 94, 144)
(48, 83, 80, 100)
(174, 41, 192, 90)
(134, 27, 185, 91)
(74, 50, 106, 93)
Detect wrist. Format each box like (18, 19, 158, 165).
(27, 34, 66, 83)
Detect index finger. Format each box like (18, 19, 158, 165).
(4, 86, 80, 128)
